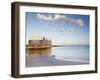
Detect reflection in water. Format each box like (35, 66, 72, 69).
(26, 46, 89, 67)
(26, 48, 52, 56)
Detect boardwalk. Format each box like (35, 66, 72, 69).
(26, 55, 89, 67)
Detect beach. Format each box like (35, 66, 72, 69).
(26, 55, 89, 67)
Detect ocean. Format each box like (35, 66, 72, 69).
(52, 45, 89, 62)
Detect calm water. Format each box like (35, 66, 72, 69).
(52, 45, 89, 62)
(26, 45, 89, 67)
(27, 45, 89, 62)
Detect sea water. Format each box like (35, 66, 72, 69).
(52, 45, 89, 62)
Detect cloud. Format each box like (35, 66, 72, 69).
(55, 28, 74, 32)
(54, 14, 67, 20)
(37, 13, 53, 21)
(54, 14, 84, 27)
(75, 19, 84, 27)
(37, 13, 84, 27)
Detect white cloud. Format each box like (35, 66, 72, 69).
(55, 28, 74, 32)
(37, 13, 53, 21)
(37, 13, 84, 27)
(54, 14, 67, 20)
(75, 19, 84, 27)
(54, 14, 84, 27)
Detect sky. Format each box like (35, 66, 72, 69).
(25, 12, 90, 45)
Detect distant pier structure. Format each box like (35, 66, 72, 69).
(26, 36, 52, 49)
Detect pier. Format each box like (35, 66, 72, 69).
(26, 36, 52, 49)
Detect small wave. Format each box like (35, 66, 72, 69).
(55, 57, 89, 63)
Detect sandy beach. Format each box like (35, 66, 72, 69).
(26, 55, 89, 67)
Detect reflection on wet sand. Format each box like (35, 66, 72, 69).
(26, 48, 51, 56)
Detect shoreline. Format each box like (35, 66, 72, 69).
(52, 45, 89, 47)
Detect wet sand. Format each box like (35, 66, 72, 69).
(26, 56, 89, 67)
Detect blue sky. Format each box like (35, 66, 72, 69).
(25, 12, 89, 45)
